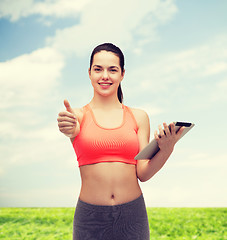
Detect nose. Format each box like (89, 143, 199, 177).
(102, 69, 109, 80)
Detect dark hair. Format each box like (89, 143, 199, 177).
(89, 43, 124, 103)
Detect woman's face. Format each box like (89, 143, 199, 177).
(89, 50, 125, 98)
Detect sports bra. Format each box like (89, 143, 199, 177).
(73, 104, 140, 167)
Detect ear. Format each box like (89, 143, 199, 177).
(88, 68, 91, 79)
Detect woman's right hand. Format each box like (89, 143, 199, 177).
(57, 99, 79, 138)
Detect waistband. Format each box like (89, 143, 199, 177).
(77, 194, 144, 212)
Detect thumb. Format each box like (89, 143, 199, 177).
(64, 99, 73, 113)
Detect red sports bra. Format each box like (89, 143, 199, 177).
(73, 104, 139, 167)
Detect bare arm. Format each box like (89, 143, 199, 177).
(134, 109, 184, 182)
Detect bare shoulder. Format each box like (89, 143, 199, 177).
(129, 107, 150, 145)
(129, 107, 150, 127)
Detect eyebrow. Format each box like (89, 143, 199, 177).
(93, 65, 119, 69)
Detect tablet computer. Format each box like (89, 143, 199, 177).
(134, 122, 195, 160)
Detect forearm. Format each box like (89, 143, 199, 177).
(137, 148, 173, 182)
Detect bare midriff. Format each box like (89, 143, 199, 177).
(79, 162, 142, 206)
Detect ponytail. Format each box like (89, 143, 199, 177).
(117, 83, 123, 103)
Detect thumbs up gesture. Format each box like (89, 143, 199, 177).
(57, 99, 80, 139)
(64, 99, 74, 113)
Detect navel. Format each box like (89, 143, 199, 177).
(111, 194, 115, 199)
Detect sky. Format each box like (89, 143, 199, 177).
(0, 0, 227, 208)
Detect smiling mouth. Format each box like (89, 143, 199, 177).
(98, 83, 113, 85)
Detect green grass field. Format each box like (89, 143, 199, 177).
(0, 207, 226, 239)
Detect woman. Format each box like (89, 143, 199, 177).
(57, 43, 184, 240)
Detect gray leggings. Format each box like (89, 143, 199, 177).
(73, 194, 150, 240)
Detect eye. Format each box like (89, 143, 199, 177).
(94, 68, 101, 72)
(110, 69, 117, 73)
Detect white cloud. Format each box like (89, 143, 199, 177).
(0, 120, 79, 198)
(141, 149, 227, 207)
(203, 62, 227, 76)
(0, 47, 64, 109)
(0, 167, 4, 177)
(0, 184, 80, 207)
(0, 0, 91, 21)
(172, 149, 227, 168)
(141, 105, 163, 117)
(0, 0, 32, 21)
(0, 120, 81, 207)
(143, 183, 227, 207)
(0, 46, 67, 176)
(33, 0, 91, 18)
(46, 0, 177, 56)
(0, 121, 73, 164)
(210, 78, 227, 102)
(125, 35, 227, 100)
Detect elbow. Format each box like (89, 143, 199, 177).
(137, 172, 153, 182)
(138, 176, 148, 182)
(136, 160, 154, 182)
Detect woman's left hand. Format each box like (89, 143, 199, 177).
(154, 122, 185, 155)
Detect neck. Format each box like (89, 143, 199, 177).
(90, 93, 122, 109)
